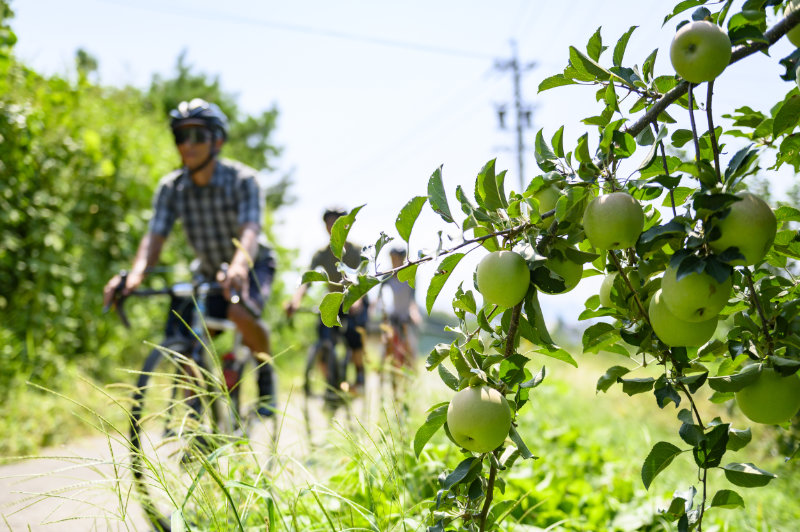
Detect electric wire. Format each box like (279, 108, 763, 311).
(93, 0, 498, 61)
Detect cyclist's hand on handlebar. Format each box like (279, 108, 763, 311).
(284, 298, 300, 319)
(103, 270, 144, 310)
(218, 262, 250, 304)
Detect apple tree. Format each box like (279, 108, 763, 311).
(305, 1, 800, 530)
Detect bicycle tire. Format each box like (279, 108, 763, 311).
(129, 338, 222, 531)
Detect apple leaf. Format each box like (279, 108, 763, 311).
(395, 196, 427, 244)
(444, 457, 480, 489)
(662, 1, 707, 25)
(775, 205, 800, 222)
(330, 204, 364, 260)
(342, 275, 380, 313)
(425, 344, 451, 371)
(707, 367, 759, 392)
(397, 262, 418, 288)
(413, 403, 448, 458)
(301, 270, 328, 284)
(426, 253, 465, 315)
(586, 26, 605, 62)
(568, 46, 611, 81)
(438, 363, 460, 391)
(597, 365, 630, 392)
(619, 377, 656, 396)
(723, 463, 776, 488)
(474, 159, 506, 211)
(538, 73, 577, 93)
(551, 126, 565, 158)
(726, 427, 752, 452)
(534, 344, 578, 368)
(319, 292, 343, 327)
(508, 425, 534, 460)
(642, 441, 684, 490)
(773, 94, 800, 138)
(613, 25, 637, 67)
(710, 489, 745, 510)
(534, 129, 558, 171)
(427, 165, 454, 224)
(693, 423, 729, 469)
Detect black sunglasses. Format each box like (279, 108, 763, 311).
(173, 128, 212, 145)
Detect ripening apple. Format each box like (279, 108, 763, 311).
(660, 264, 732, 322)
(669, 20, 731, 84)
(708, 192, 777, 266)
(735, 366, 800, 425)
(476, 250, 530, 308)
(540, 248, 583, 294)
(649, 289, 718, 347)
(786, 0, 800, 48)
(447, 385, 512, 453)
(534, 184, 560, 221)
(583, 192, 644, 250)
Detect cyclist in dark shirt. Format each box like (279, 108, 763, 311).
(285, 208, 368, 393)
(102, 98, 278, 416)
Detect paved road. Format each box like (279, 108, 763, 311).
(0, 379, 388, 531)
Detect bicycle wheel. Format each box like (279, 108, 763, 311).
(303, 340, 341, 401)
(129, 338, 222, 531)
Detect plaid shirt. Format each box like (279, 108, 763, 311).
(149, 158, 267, 276)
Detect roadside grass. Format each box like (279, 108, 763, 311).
(2, 343, 798, 531)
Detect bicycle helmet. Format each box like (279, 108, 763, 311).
(323, 207, 347, 223)
(169, 98, 228, 141)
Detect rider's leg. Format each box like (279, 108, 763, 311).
(227, 252, 276, 416)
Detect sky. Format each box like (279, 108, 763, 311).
(10, 0, 798, 324)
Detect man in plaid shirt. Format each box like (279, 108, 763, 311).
(103, 98, 277, 416)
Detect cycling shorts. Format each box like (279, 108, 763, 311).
(318, 297, 369, 350)
(164, 252, 276, 339)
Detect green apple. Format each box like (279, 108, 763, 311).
(540, 247, 583, 294)
(708, 192, 777, 266)
(735, 366, 800, 425)
(534, 184, 560, 221)
(660, 264, 732, 322)
(583, 192, 644, 250)
(447, 385, 512, 453)
(669, 20, 731, 84)
(476, 250, 530, 308)
(786, 0, 800, 48)
(648, 289, 718, 347)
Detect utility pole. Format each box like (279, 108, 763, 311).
(494, 40, 536, 191)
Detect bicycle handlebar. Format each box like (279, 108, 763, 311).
(104, 271, 260, 328)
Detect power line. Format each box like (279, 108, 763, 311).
(94, 0, 497, 60)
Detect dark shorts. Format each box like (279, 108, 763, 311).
(318, 297, 369, 350)
(164, 251, 276, 339)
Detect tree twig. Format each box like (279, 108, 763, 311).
(504, 303, 522, 359)
(626, 9, 800, 138)
(478, 461, 498, 532)
(706, 81, 722, 183)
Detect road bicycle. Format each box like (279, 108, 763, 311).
(379, 316, 417, 400)
(302, 316, 353, 404)
(108, 271, 274, 531)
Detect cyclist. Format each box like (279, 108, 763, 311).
(285, 208, 368, 394)
(102, 98, 278, 417)
(378, 247, 421, 375)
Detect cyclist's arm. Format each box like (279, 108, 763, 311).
(103, 233, 165, 306)
(223, 222, 260, 299)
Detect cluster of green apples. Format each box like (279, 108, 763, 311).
(449, 184, 787, 454)
(586, 189, 797, 425)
